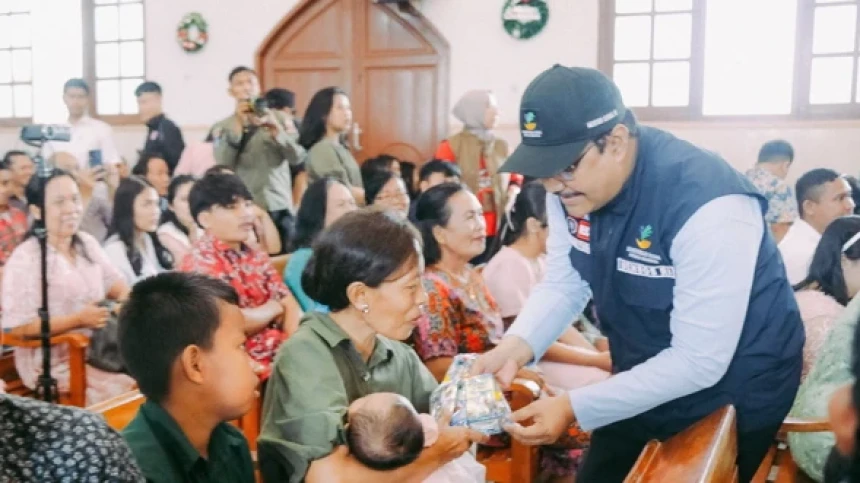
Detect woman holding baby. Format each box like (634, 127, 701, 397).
(258, 209, 486, 483)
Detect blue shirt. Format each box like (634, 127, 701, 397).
(283, 248, 329, 313)
(507, 193, 765, 431)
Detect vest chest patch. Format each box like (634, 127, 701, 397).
(616, 258, 676, 279)
(567, 215, 591, 254)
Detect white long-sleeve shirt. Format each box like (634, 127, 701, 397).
(506, 193, 764, 431)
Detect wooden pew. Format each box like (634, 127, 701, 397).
(88, 389, 146, 431)
(751, 417, 831, 483)
(1, 332, 89, 407)
(270, 254, 290, 276)
(476, 379, 541, 483)
(625, 405, 739, 483)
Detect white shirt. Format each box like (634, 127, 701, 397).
(778, 219, 821, 286)
(103, 234, 164, 286)
(43, 116, 121, 168)
(506, 193, 764, 431)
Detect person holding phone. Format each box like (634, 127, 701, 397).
(43, 79, 121, 169)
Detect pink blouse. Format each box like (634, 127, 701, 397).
(794, 290, 843, 380)
(1, 233, 132, 402)
(483, 246, 545, 319)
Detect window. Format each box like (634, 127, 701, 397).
(599, 0, 860, 119)
(84, 0, 145, 119)
(0, 0, 33, 121)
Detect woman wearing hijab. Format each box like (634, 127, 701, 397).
(435, 90, 522, 262)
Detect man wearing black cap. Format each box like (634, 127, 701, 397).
(472, 66, 803, 482)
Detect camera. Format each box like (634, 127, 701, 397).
(20, 124, 71, 143)
(246, 97, 269, 118)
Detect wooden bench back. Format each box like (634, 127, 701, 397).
(625, 405, 739, 483)
(88, 390, 146, 431)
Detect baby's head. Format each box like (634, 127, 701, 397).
(345, 392, 436, 471)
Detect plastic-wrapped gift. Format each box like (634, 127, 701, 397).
(430, 354, 513, 435)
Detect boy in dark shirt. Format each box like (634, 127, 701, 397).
(119, 272, 259, 483)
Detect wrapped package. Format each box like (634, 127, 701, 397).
(430, 354, 512, 435)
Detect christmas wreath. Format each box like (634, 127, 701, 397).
(177, 12, 208, 53)
(502, 0, 549, 40)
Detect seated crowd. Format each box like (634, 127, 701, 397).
(1, 68, 860, 483)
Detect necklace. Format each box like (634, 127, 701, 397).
(434, 265, 479, 302)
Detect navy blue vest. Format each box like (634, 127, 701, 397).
(567, 127, 804, 436)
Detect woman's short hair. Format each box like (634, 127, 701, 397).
(413, 183, 467, 266)
(501, 182, 547, 246)
(293, 176, 346, 249)
(796, 215, 860, 305)
(302, 209, 421, 311)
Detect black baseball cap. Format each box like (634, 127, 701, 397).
(500, 65, 627, 178)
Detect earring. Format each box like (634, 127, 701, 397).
(360, 305, 370, 314)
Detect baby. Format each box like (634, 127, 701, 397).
(346, 392, 486, 483)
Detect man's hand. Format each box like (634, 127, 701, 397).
(431, 411, 488, 464)
(469, 336, 533, 388)
(504, 392, 575, 446)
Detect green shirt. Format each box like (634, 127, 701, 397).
(258, 311, 437, 483)
(788, 294, 860, 482)
(122, 401, 255, 483)
(211, 112, 306, 211)
(306, 139, 363, 188)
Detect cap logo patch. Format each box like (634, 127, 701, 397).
(522, 110, 542, 138)
(586, 109, 618, 129)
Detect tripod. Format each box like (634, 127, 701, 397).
(25, 145, 58, 403)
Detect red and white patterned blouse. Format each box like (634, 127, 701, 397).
(179, 232, 290, 379)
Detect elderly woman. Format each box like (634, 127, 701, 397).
(412, 182, 587, 482)
(435, 90, 521, 262)
(258, 209, 485, 483)
(2, 169, 135, 405)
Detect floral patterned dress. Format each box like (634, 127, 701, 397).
(179, 232, 290, 380)
(414, 265, 582, 477)
(1, 233, 136, 406)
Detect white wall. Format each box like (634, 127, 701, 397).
(2, 0, 858, 180)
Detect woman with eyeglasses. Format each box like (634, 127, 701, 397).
(787, 215, 860, 481)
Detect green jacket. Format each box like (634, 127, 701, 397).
(788, 294, 860, 482)
(212, 112, 305, 211)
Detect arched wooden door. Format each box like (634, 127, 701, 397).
(257, 0, 450, 165)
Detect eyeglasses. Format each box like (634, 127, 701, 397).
(552, 144, 595, 182)
(844, 231, 860, 253)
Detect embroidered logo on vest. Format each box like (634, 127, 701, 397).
(567, 215, 590, 254)
(635, 225, 653, 250)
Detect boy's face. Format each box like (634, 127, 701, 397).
(63, 87, 89, 118)
(202, 301, 259, 420)
(199, 197, 256, 244)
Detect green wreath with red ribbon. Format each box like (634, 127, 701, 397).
(177, 12, 208, 53)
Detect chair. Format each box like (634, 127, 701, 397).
(270, 254, 290, 276)
(625, 405, 739, 483)
(88, 389, 146, 431)
(233, 392, 263, 452)
(476, 379, 541, 483)
(1, 332, 90, 407)
(751, 417, 831, 483)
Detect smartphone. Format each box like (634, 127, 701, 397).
(88, 149, 103, 169)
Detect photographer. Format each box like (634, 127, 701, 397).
(211, 67, 305, 217)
